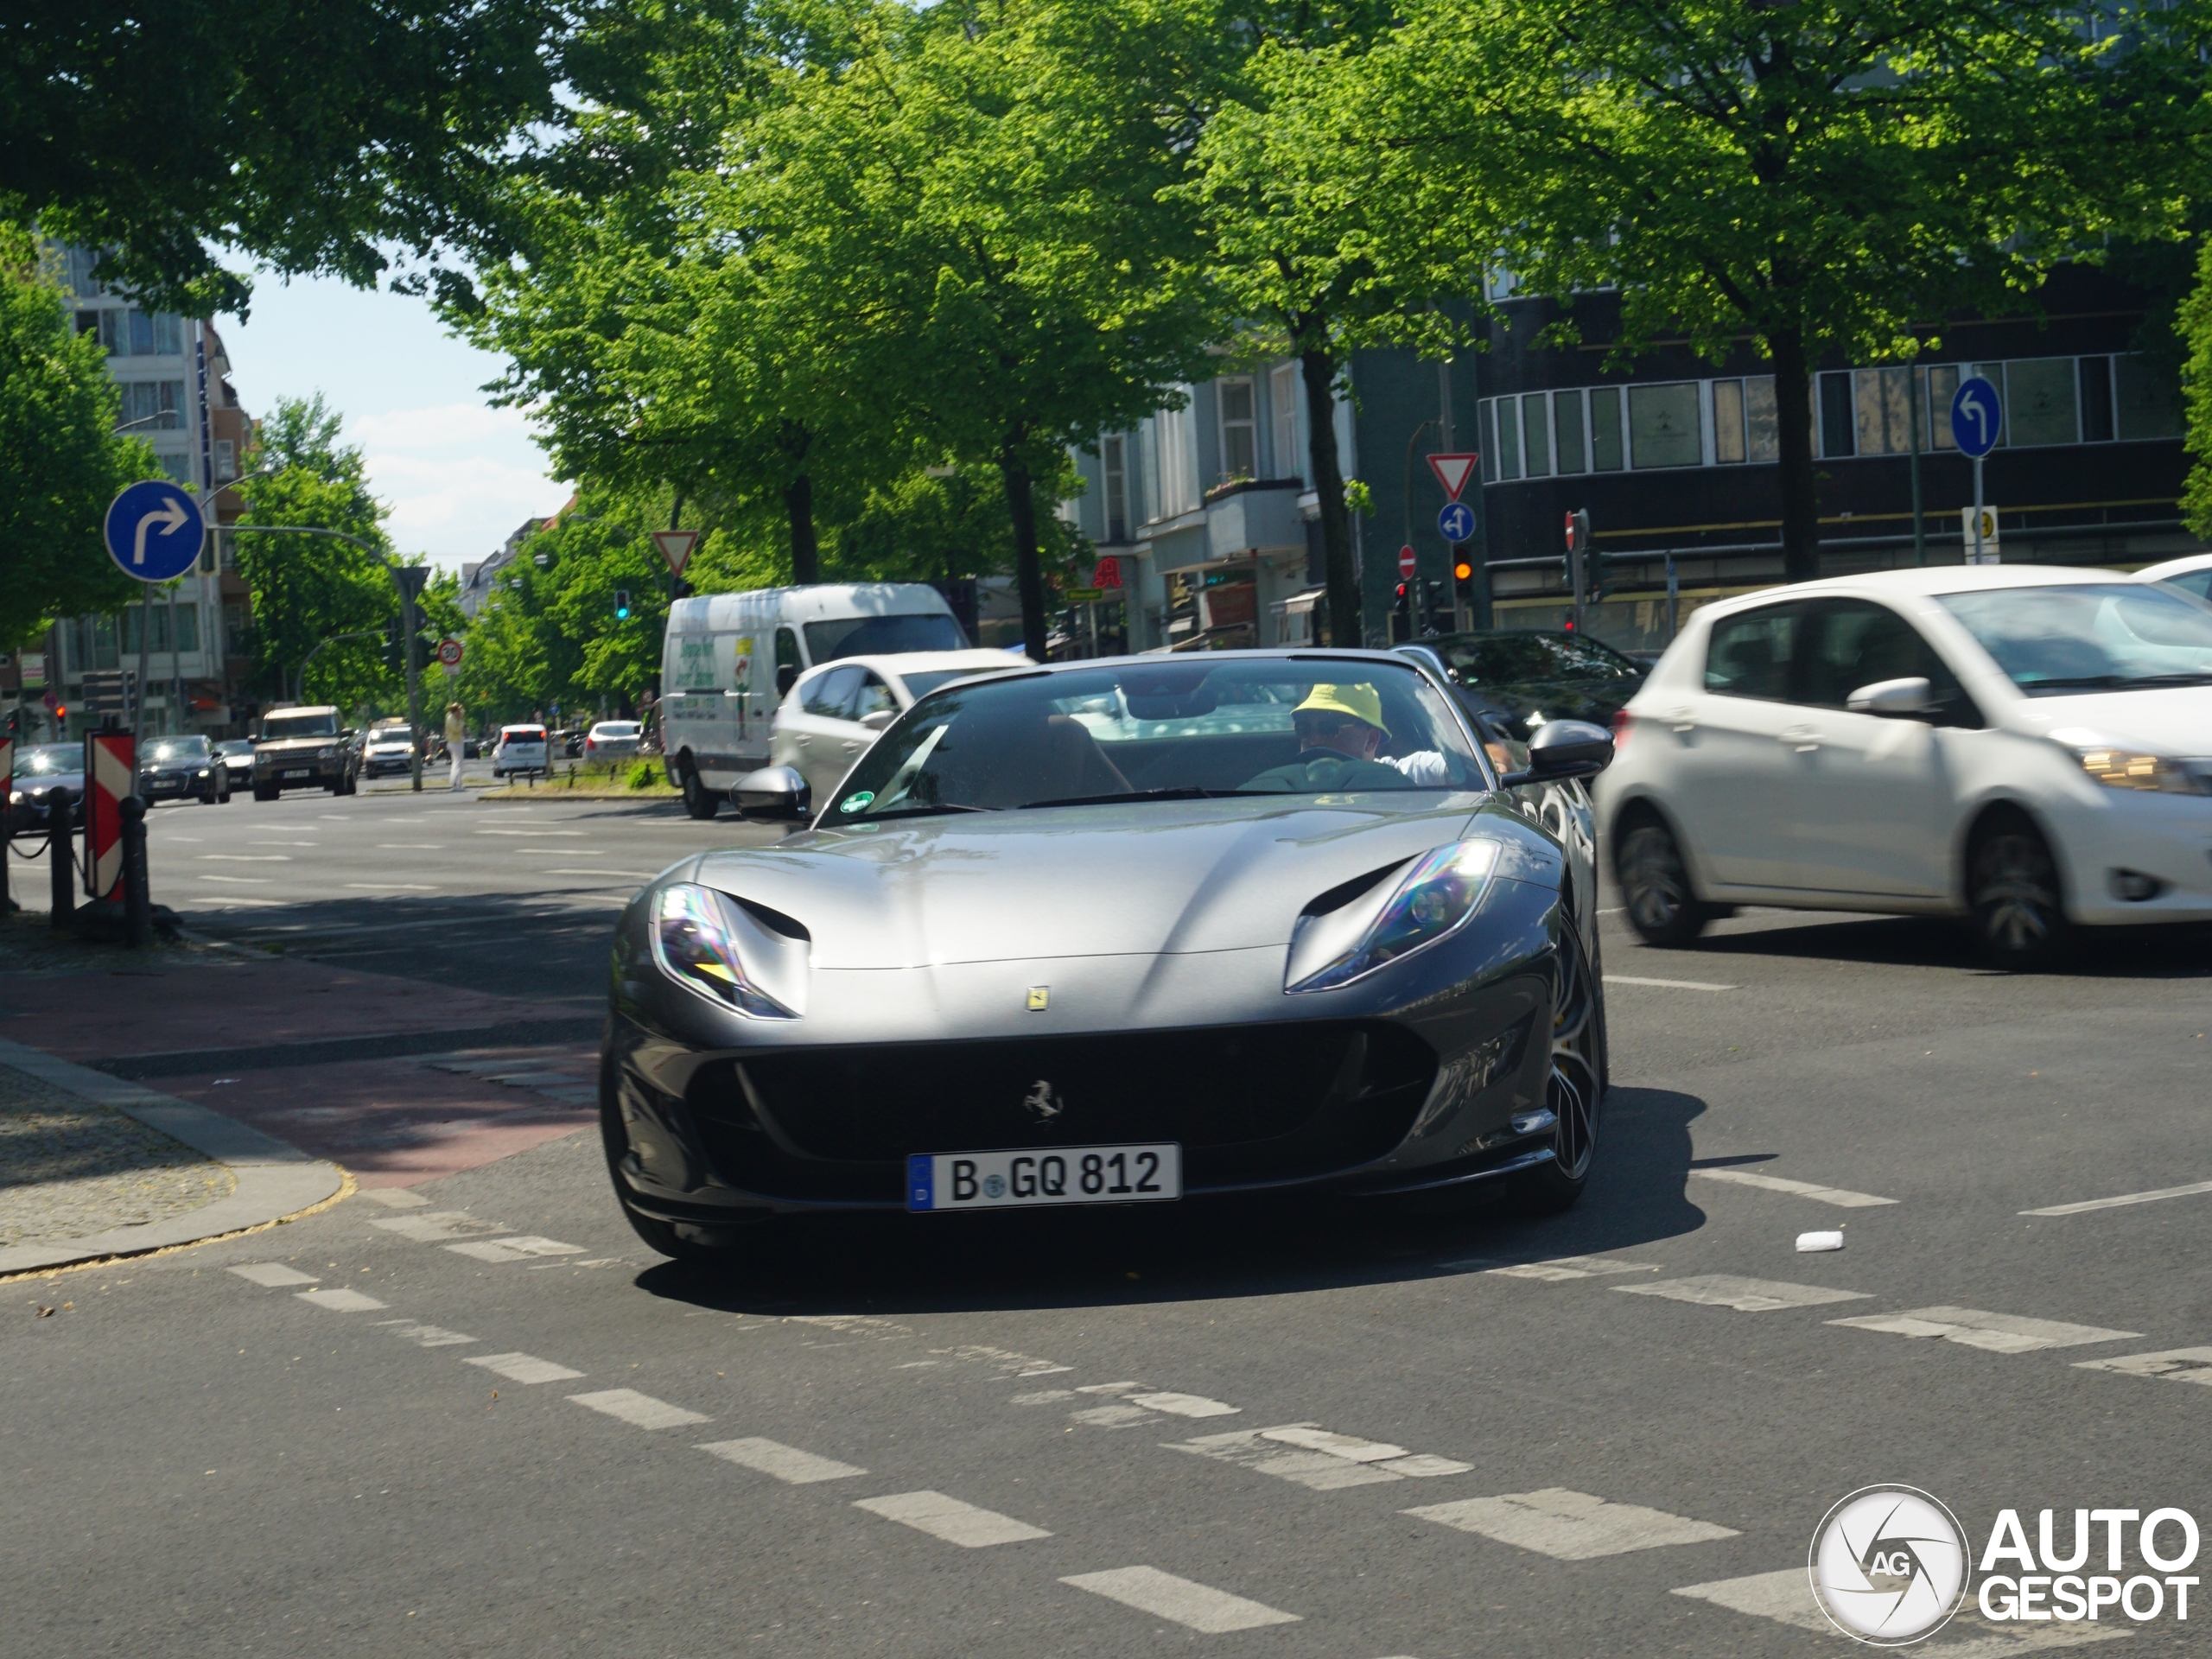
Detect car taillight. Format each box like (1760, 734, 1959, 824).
(1610, 709, 1632, 749)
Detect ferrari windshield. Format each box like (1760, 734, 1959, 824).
(826, 658, 1488, 820)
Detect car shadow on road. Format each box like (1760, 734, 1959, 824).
(1647, 912, 2212, 978)
(634, 1085, 1712, 1319)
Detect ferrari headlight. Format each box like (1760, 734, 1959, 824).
(2073, 747, 2209, 795)
(1287, 840, 1502, 993)
(651, 883, 798, 1019)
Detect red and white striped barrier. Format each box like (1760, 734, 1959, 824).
(86, 732, 134, 900)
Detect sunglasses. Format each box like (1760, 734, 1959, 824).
(1300, 714, 1374, 739)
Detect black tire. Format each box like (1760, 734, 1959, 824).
(1615, 814, 1709, 947)
(1968, 815, 2074, 971)
(252, 784, 277, 802)
(1515, 916, 1605, 1213)
(600, 1099, 729, 1262)
(682, 764, 721, 821)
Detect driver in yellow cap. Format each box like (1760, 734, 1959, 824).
(1241, 683, 1449, 791)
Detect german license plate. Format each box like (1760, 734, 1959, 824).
(906, 1143, 1179, 1212)
(282, 768, 308, 779)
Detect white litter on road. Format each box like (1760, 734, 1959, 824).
(1692, 1168, 1898, 1208)
(1060, 1567, 1300, 1633)
(696, 1438, 867, 1484)
(1829, 1306, 2141, 1354)
(1408, 1488, 1738, 1560)
(853, 1491, 1051, 1548)
(1616, 1274, 1871, 1313)
(1796, 1231, 1845, 1252)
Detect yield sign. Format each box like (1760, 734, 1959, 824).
(652, 529, 700, 577)
(1427, 453, 1480, 501)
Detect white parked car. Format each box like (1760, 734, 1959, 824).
(2135, 550, 2212, 604)
(583, 720, 644, 761)
(770, 650, 1028, 809)
(1595, 566, 2212, 969)
(491, 723, 550, 779)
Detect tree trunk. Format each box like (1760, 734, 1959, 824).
(1300, 347, 1360, 646)
(1770, 327, 1820, 585)
(1000, 448, 1049, 662)
(784, 473, 820, 584)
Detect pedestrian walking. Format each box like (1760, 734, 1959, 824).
(444, 702, 467, 791)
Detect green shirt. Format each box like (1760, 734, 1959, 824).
(1239, 752, 1415, 793)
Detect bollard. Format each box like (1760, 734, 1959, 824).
(119, 794, 151, 949)
(50, 793, 75, 929)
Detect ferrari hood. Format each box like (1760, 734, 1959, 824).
(685, 795, 1556, 970)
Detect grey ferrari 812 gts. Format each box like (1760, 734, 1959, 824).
(600, 650, 1615, 1260)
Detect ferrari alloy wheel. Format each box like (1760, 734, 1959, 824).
(1969, 818, 2072, 971)
(1516, 921, 1604, 1213)
(1618, 817, 1708, 948)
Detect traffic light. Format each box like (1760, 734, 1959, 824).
(1453, 556, 1477, 621)
(1564, 509, 1599, 622)
(613, 588, 632, 620)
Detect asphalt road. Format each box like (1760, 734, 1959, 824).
(9, 791, 2212, 1657)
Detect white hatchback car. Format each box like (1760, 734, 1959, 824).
(584, 720, 645, 762)
(1595, 566, 2212, 969)
(491, 723, 550, 779)
(770, 650, 1027, 808)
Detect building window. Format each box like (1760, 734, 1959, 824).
(1270, 363, 1301, 483)
(1217, 378, 1256, 485)
(118, 379, 186, 430)
(1496, 397, 1522, 479)
(214, 439, 236, 481)
(1159, 401, 1198, 516)
(1590, 387, 1624, 471)
(157, 452, 194, 484)
(2005, 357, 2077, 448)
(1521, 394, 1552, 477)
(2080, 357, 2114, 442)
(225, 604, 247, 652)
(1713, 380, 1747, 465)
(1853, 366, 1917, 455)
(1554, 389, 1586, 474)
(1629, 382, 1701, 469)
(1818, 372, 1856, 458)
(1744, 376, 1779, 463)
(1478, 400, 1498, 482)
(1102, 436, 1128, 543)
(2115, 353, 2183, 440)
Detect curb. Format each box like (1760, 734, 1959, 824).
(0, 1036, 347, 1278)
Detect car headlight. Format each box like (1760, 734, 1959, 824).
(2073, 746, 2211, 796)
(651, 884, 800, 1019)
(1287, 839, 1502, 993)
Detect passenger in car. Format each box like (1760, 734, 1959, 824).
(1241, 684, 1449, 791)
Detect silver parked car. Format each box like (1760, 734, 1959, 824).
(600, 650, 1616, 1260)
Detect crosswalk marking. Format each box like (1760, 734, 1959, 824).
(229, 1263, 317, 1287)
(1408, 1489, 1738, 1559)
(568, 1388, 710, 1429)
(1671, 1567, 1827, 1632)
(370, 1211, 510, 1243)
(1691, 1168, 1899, 1208)
(446, 1236, 588, 1262)
(1673, 1567, 2129, 1651)
(296, 1287, 387, 1312)
(466, 1352, 584, 1384)
(2022, 1178, 2212, 1217)
(1167, 1424, 1471, 1490)
(375, 1320, 475, 1348)
(1455, 1253, 1662, 1281)
(1060, 1567, 1300, 1632)
(2074, 1346, 2212, 1384)
(1827, 1306, 2140, 1354)
(696, 1438, 868, 1484)
(1617, 1274, 1871, 1313)
(1128, 1391, 1240, 1418)
(854, 1491, 1051, 1548)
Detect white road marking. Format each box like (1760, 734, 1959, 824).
(1060, 1567, 1300, 1632)
(1009, 1389, 1077, 1404)
(697, 1438, 867, 1484)
(1262, 1427, 1410, 1462)
(1071, 1404, 1154, 1428)
(1673, 1567, 2128, 1650)
(346, 882, 440, 891)
(1128, 1391, 1240, 1418)
(2074, 1347, 2212, 1384)
(249, 840, 320, 847)
(1691, 1168, 1899, 1208)
(2022, 1177, 2212, 1217)
(477, 829, 585, 836)
(197, 875, 274, 885)
(1617, 1274, 1871, 1313)
(371, 1211, 511, 1243)
(1457, 1253, 1662, 1281)
(854, 1491, 1051, 1548)
(1408, 1489, 1738, 1559)
(296, 1287, 387, 1312)
(360, 1189, 429, 1209)
(467, 1352, 585, 1384)
(1605, 975, 1738, 991)
(447, 1236, 588, 1262)
(377, 842, 446, 849)
(376, 1320, 475, 1348)
(201, 854, 291, 861)
(567, 1389, 710, 1429)
(1829, 1306, 2141, 1353)
(1168, 1424, 1471, 1489)
(229, 1262, 316, 1287)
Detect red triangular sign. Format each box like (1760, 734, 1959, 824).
(1427, 453, 1479, 501)
(652, 530, 700, 577)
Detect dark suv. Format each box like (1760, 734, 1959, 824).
(251, 705, 360, 799)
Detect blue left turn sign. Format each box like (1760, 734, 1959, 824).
(104, 480, 206, 582)
(1436, 501, 1477, 543)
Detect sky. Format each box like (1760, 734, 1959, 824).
(216, 275, 573, 571)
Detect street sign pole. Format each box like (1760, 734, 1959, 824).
(1972, 454, 1986, 566)
(390, 565, 432, 791)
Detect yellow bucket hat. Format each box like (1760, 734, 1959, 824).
(1294, 683, 1385, 733)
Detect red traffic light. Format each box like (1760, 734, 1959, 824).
(1453, 561, 1472, 581)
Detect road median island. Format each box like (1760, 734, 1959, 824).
(0, 1036, 346, 1278)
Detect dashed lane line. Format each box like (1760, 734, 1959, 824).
(1166, 1423, 1470, 1490)
(2074, 1347, 2212, 1385)
(1828, 1306, 2141, 1354)
(467, 1352, 587, 1384)
(697, 1438, 868, 1484)
(378, 1320, 476, 1348)
(2022, 1178, 2212, 1217)
(1406, 1489, 1738, 1560)
(296, 1287, 387, 1312)
(1060, 1567, 1300, 1632)
(1690, 1168, 1900, 1208)
(370, 1211, 512, 1243)
(229, 1263, 317, 1287)
(568, 1388, 711, 1429)
(447, 1236, 588, 1262)
(1615, 1274, 1872, 1313)
(854, 1491, 1052, 1548)
(1605, 975, 1738, 991)
(1449, 1253, 1663, 1281)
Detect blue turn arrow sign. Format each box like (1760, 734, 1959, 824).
(103, 479, 207, 582)
(1436, 501, 1476, 543)
(1950, 377, 2001, 459)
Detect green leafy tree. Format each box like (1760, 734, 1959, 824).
(2177, 243, 2212, 536)
(0, 233, 156, 648)
(1346, 0, 2205, 581)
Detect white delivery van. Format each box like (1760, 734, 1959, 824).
(658, 582, 969, 818)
